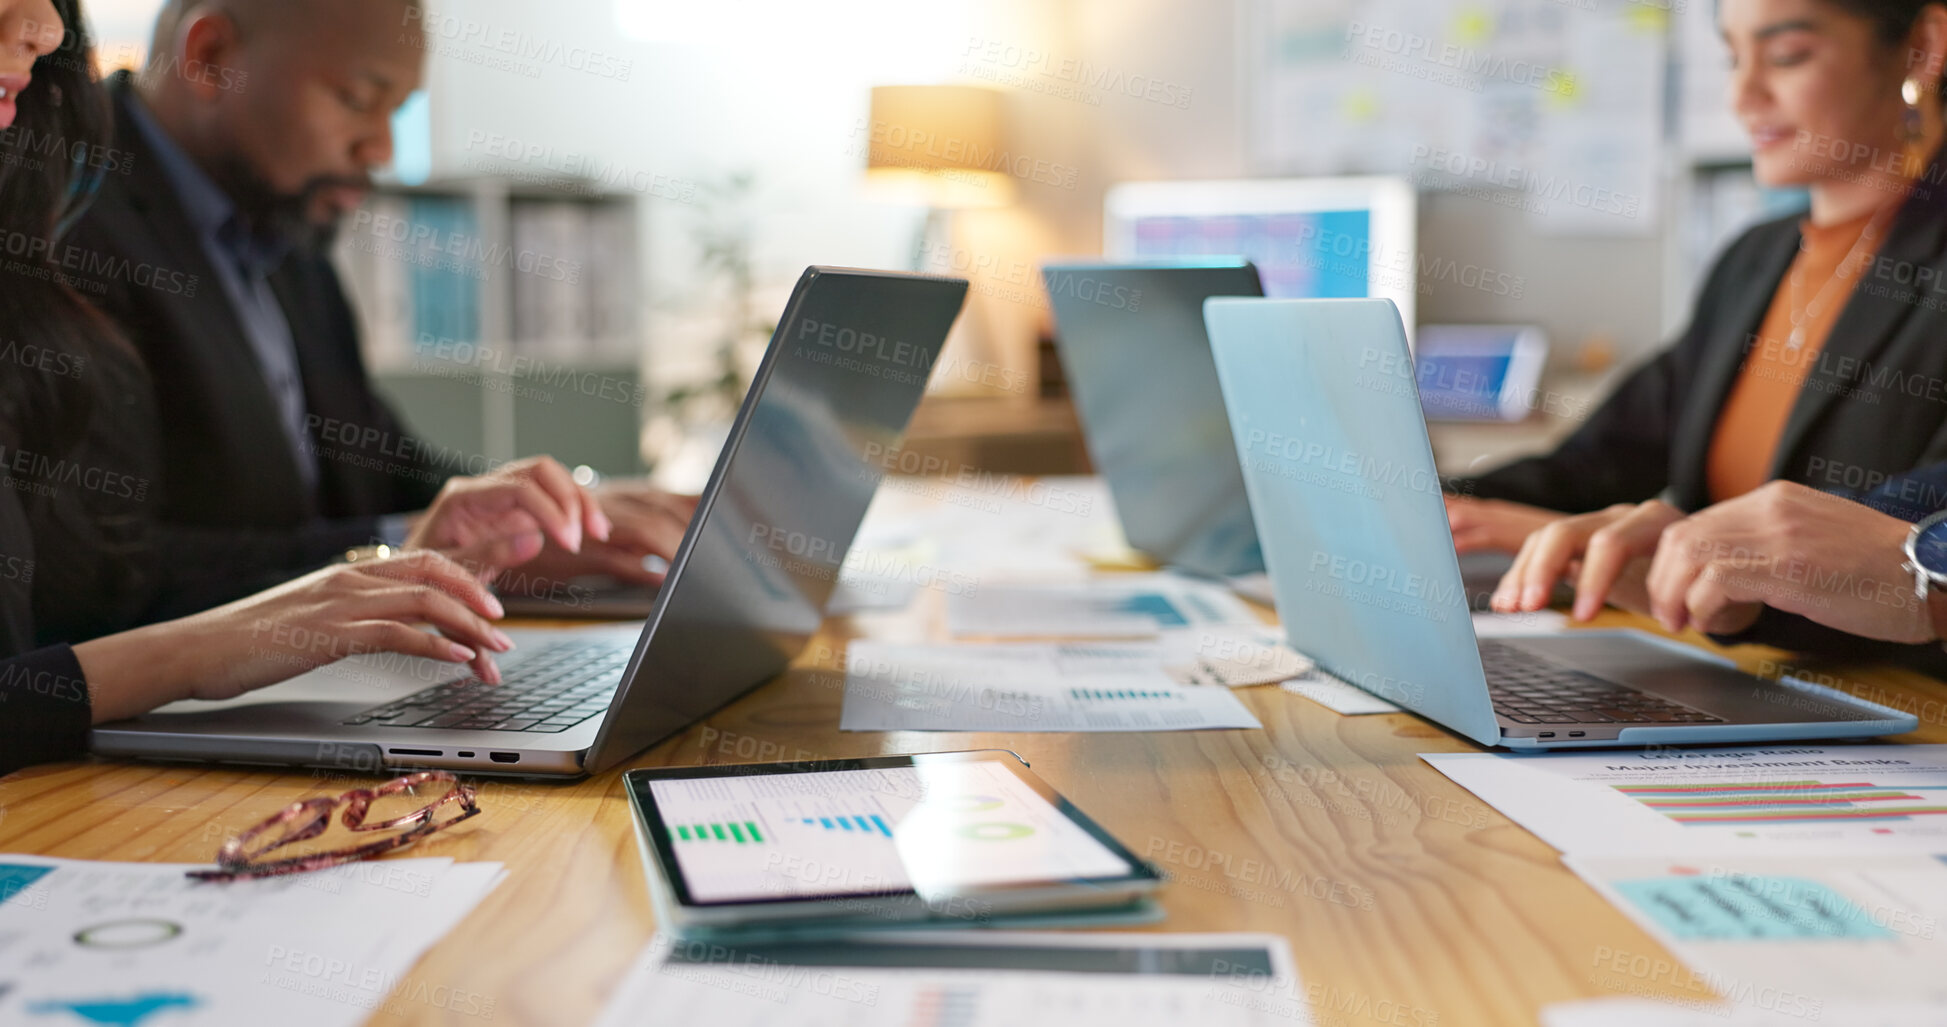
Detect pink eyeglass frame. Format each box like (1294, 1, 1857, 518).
(187, 770, 481, 882)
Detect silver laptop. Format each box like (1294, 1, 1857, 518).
(1204, 296, 1918, 749)
(1042, 260, 1266, 580)
(93, 268, 969, 776)
(1042, 260, 1520, 609)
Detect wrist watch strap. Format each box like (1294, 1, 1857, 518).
(1928, 588, 1947, 646)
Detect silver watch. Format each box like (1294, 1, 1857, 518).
(1901, 509, 1947, 641)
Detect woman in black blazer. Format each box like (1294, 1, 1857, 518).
(1448, 0, 1947, 560)
(0, 0, 619, 774)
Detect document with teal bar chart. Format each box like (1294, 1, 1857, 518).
(648, 760, 1136, 903)
(1564, 852, 1947, 1004)
(1423, 745, 1947, 857)
(838, 640, 1262, 733)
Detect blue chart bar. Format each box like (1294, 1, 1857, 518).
(1070, 687, 1179, 702)
(799, 815, 895, 837)
(0, 865, 53, 908)
(1110, 594, 1189, 626)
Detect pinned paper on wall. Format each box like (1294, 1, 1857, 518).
(1250, 0, 1665, 235)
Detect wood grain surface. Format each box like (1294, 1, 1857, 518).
(3, 596, 1941, 1026)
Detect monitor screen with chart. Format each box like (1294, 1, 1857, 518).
(1105, 176, 1418, 337)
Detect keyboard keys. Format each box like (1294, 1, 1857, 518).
(342, 640, 627, 730)
(1480, 640, 1722, 727)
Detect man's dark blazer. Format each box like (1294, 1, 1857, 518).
(65, 72, 449, 538)
(1453, 144, 1947, 514)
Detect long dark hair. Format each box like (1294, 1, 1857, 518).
(0, 0, 120, 458)
(1823, 0, 1947, 98)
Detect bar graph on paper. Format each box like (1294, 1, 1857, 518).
(1616, 780, 1947, 826)
(1421, 745, 1947, 857)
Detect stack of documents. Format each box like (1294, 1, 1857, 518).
(595, 932, 1304, 1026)
(1424, 745, 1947, 1015)
(0, 855, 505, 1026)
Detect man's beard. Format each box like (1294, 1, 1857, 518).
(216, 156, 369, 252)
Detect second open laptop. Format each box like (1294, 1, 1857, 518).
(1042, 260, 1267, 581)
(1041, 259, 1522, 609)
(1203, 296, 1917, 749)
(93, 268, 969, 776)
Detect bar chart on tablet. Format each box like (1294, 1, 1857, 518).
(651, 763, 1128, 903)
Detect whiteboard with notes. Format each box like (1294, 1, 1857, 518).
(1247, 0, 1670, 236)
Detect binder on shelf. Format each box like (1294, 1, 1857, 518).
(333, 191, 414, 369)
(408, 193, 483, 350)
(511, 197, 591, 359)
(335, 179, 642, 377)
(586, 200, 639, 362)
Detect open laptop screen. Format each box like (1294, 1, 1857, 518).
(587, 268, 968, 771)
(1043, 261, 1265, 578)
(1204, 297, 1501, 745)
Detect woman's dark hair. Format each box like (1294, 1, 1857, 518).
(1823, 0, 1947, 98)
(0, 0, 121, 457)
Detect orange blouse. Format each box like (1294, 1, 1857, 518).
(1705, 209, 1886, 503)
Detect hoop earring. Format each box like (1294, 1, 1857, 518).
(1903, 77, 1926, 145)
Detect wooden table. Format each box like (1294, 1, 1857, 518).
(902, 395, 1092, 477)
(3, 600, 1943, 1026)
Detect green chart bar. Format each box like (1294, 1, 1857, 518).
(679, 821, 768, 843)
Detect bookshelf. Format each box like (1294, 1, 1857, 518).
(331, 177, 647, 476)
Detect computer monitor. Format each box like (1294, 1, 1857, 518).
(1104, 176, 1417, 337)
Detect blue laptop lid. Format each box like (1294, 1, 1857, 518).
(1202, 297, 1501, 746)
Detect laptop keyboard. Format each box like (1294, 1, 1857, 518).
(342, 640, 631, 733)
(1480, 640, 1723, 726)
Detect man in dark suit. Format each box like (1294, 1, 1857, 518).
(64, 0, 686, 603)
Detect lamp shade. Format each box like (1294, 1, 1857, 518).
(863, 84, 1015, 208)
